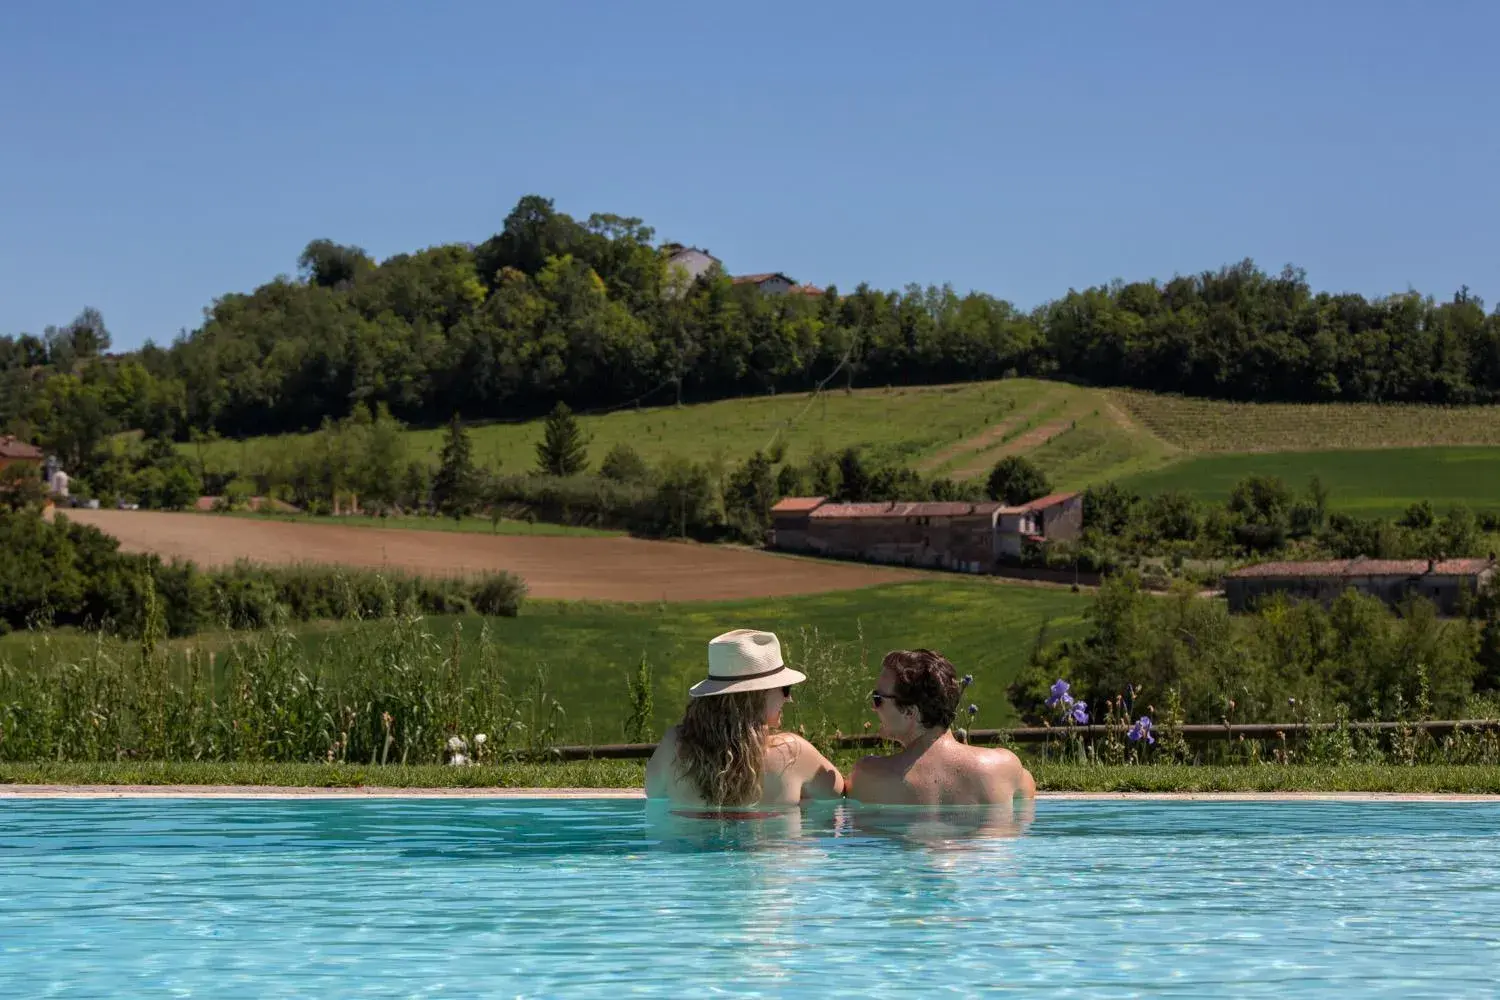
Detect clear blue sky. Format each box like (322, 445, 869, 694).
(4, 0, 1497, 351)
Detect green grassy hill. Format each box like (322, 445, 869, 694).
(190, 378, 1500, 512)
(1114, 447, 1500, 518)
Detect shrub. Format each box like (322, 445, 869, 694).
(598, 443, 651, 483)
(471, 572, 527, 617)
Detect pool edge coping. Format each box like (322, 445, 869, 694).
(3, 786, 1500, 802)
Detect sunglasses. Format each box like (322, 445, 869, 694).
(870, 689, 901, 709)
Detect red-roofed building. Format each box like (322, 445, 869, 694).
(731, 273, 797, 295)
(768, 492, 1082, 572)
(1224, 555, 1496, 615)
(995, 492, 1084, 557)
(0, 436, 44, 473)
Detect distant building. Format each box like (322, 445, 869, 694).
(788, 283, 825, 298)
(0, 436, 44, 473)
(731, 272, 798, 295)
(995, 492, 1084, 557)
(770, 492, 1083, 572)
(661, 244, 721, 292)
(1224, 556, 1497, 615)
(48, 468, 70, 498)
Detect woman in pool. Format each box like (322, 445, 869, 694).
(645, 628, 845, 812)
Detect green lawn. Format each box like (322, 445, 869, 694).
(1115, 447, 1500, 517)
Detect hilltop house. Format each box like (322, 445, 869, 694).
(662, 244, 721, 293)
(731, 272, 798, 295)
(0, 436, 43, 473)
(1224, 556, 1497, 615)
(769, 493, 1082, 572)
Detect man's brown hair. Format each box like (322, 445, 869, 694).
(881, 649, 961, 730)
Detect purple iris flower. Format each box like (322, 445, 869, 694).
(1045, 679, 1071, 708)
(1127, 716, 1155, 744)
(1070, 701, 1090, 725)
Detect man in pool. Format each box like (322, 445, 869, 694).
(847, 649, 1036, 805)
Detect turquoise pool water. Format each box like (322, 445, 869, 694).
(2, 798, 1498, 996)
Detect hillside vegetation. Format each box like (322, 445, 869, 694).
(191, 378, 1175, 486)
(193, 375, 1500, 516)
(6, 193, 1499, 465)
(1116, 391, 1500, 452)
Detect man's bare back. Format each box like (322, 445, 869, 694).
(848, 731, 1035, 805)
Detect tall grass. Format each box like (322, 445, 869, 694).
(0, 613, 561, 765)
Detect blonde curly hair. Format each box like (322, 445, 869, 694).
(674, 690, 769, 806)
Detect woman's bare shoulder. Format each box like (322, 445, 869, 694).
(767, 730, 811, 748)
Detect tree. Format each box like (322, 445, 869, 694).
(835, 448, 871, 502)
(1082, 482, 1137, 535)
(724, 451, 776, 543)
(1142, 491, 1200, 542)
(654, 458, 721, 538)
(535, 402, 588, 477)
(599, 442, 651, 483)
(986, 456, 1051, 506)
(432, 415, 481, 518)
(0, 463, 45, 512)
(1228, 475, 1292, 527)
(298, 239, 374, 289)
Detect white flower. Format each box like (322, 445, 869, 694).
(449, 753, 470, 766)
(447, 735, 465, 751)
(473, 733, 487, 746)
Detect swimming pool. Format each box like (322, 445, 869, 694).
(2, 796, 1497, 996)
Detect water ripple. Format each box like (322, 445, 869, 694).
(1, 800, 1498, 997)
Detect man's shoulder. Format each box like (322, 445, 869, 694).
(966, 743, 1023, 768)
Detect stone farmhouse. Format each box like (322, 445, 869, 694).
(1224, 556, 1496, 615)
(770, 493, 1082, 573)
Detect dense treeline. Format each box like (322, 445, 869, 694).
(1068, 474, 1496, 581)
(4, 195, 1498, 468)
(1010, 572, 1500, 729)
(0, 509, 525, 638)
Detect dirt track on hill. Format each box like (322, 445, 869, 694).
(61, 510, 913, 602)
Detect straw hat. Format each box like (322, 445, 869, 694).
(689, 629, 808, 697)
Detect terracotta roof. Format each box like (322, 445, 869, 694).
(731, 272, 796, 286)
(0, 436, 43, 460)
(1226, 560, 1355, 579)
(1227, 557, 1497, 580)
(771, 496, 828, 515)
(1016, 492, 1080, 512)
(808, 501, 1002, 520)
(790, 284, 824, 296)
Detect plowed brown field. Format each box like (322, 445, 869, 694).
(61, 510, 912, 602)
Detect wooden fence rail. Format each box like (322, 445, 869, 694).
(546, 719, 1500, 761)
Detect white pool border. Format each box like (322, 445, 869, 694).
(3, 786, 1499, 802)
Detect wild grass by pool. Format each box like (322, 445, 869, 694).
(1115, 446, 1500, 517)
(0, 580, 1091, 750)
(4, 797, 1498, 996)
